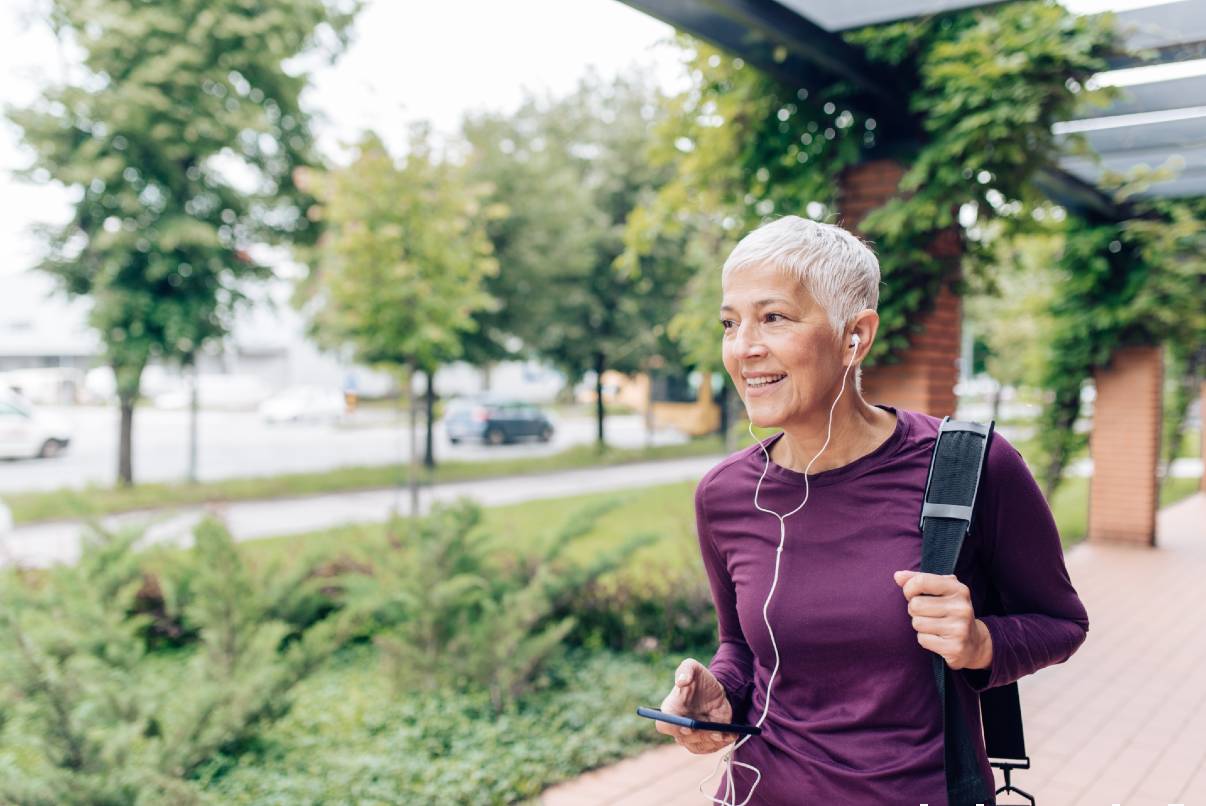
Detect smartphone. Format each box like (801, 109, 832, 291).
(636, 706, 762, 736)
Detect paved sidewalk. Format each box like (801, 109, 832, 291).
(541, 493, 1206, 806)
(0, 455, 722, 567)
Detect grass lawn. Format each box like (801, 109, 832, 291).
(236, 461, 1203, 578)
(1048, 474, 1201, 547)
(1, 436, 726, 526)
(237, 478, 703, 580)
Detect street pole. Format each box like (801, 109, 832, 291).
(408, 364, 420, 520)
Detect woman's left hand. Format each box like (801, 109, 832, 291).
(893, 570, 993, 671)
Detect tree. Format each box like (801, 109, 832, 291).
(7, 0, 355, 486)
(460, 107, 598, 388)
(300, 128, 499, 515)
(463, 70, 693, 450)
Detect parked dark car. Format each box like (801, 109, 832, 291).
(443, 398, 555, 446)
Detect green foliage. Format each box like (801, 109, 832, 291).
(0, 518, 355, 804)
(335, 497, 657, 712)
(632, 3, 1121, 373)
(1035, 197, 1206, 495)
(241, 479, 721, 655)
(299, 128, 499, 374)
(462, 70, 695, 444)
(963, 226, 1064, 396)
(7, 0, 356, 483)
(199, 644, 686, 804)
(1161, 345, 1205, 492)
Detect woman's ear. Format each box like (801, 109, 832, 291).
(847, 310, 879, 362)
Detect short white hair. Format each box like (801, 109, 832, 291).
(722, 215, 880, 339)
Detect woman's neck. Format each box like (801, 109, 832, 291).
(770, 396, 896, 475)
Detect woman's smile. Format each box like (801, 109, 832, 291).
(745, 374, 788, 397)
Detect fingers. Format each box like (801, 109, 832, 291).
(906, 596, 972, 619)
(653, 718, 678, 737)
(675, 658, 703, 689)
(672, 727, 737, 754)
(895, 571, 963, 599)
(909, 614, 969, 638)
(674, 657, 703, 706)
(915, 631, 956, 660)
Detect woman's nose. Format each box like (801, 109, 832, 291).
(733, 323, 767, 358)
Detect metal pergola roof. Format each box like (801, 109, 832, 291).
(621, 0, 1206, 209)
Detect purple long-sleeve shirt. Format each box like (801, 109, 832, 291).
(695, 405, 1088, 805)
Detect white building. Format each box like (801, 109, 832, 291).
(0, 269, 566, 405)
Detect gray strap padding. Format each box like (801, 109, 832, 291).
(921, 502, 974, 522)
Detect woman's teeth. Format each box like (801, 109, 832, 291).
(748, 375, 785, 387)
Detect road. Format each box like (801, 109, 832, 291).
(0, 405, 689, 492)
(2, 402, 1198, 495)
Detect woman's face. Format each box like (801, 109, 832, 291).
(720, 262, 844, 429)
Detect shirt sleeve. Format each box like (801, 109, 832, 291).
(696, 476, 756, 717)
(958, 436, 1090, 693)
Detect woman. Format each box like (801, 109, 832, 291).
(653, 215, 1088, 805)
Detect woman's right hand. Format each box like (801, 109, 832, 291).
(656, 658, 738, 754)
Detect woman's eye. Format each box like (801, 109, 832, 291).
(720, 320, 733, 330)
(765, 313, 785, 323)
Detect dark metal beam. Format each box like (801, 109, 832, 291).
(618, 0, 1130, 216)
(619, 0, 916, 134)
(696, 0, 912, 106)
(1033, 168, 1130, 219)
(774, 0, 1008, 33)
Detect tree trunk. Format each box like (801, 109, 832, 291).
(480, 361, 494, 393)
(408, 365, 421, 520)
(187, 362, 199, 484)
(643, 366, 654, 451)
(424, 368, 436, 470)
(989, 381, 1003, 423)
(118, 394, 135, 487)
(594, 351, 606, 452)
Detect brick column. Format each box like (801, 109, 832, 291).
(1087, 345, 1164, 546)
(839, 159, 961, 418)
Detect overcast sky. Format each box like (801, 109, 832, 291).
(0, 0, 684, 277)
(0, 0, 1192, 280)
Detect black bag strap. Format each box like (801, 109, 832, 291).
(920, 416, 1031, 806)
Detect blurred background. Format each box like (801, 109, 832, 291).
(0, 0, 1202, 804)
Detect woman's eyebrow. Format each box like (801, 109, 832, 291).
(719, 297, 794, 313)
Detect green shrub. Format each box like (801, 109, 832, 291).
(336, 496, 656, 712)
(0, 518, 357, 805)
(199, 644, 698, 805)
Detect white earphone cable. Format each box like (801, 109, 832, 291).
(697, 335, 860, 806)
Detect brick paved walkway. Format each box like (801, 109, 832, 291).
(541, 493, 1206, 806)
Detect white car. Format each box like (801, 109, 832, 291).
(258, 386, 348, 424)
(0, 393, 73, 459)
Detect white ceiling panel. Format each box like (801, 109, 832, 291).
(770, 0, 1002, 32)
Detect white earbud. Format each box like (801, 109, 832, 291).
(705, 332, 860, 806)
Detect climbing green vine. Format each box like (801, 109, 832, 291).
(1036, 196, 1205, 495)
(628, 1, 1122, 368)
